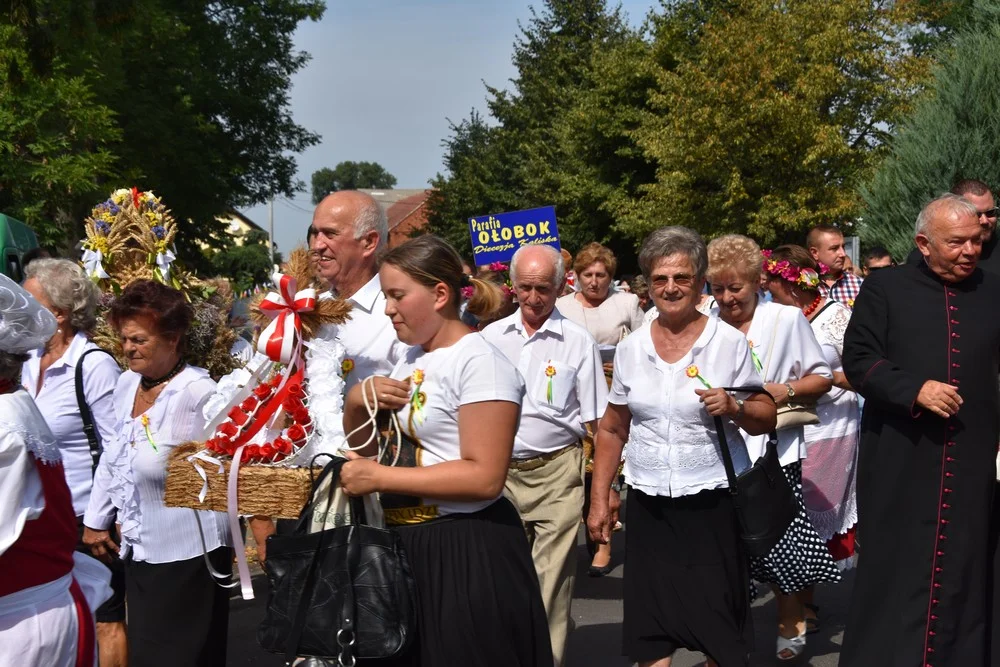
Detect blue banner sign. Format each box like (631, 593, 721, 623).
(468, 206, 560, 265)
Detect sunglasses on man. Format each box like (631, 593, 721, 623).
(977, 208, 999, 220)
(865, 263, 896, 273)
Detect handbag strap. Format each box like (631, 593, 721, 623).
(711, 386, 778, 496)
(75, 348, 115, 477)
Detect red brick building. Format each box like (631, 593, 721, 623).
(360, 188, 434, 248)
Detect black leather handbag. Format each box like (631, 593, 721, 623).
(712, 386, 798, 558)
(257, 456, 417, 665)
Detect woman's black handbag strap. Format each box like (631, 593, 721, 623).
(283, 455, 366, 666)
(711, 386, 777, 494)
(75, 348, 115, 477)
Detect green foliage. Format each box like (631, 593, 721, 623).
(429, 0, 959, 267)
(619, 0, 944, 247)
(0, 1, 324, 265)
(311, 161, 398, 203)
(209, 229, 279, 293)
(860, 3, 1000, 260)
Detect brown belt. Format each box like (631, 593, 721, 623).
(509, 442, 580, 472)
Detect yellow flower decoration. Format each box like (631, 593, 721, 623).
(545, 364, 556, 403)
(686, 364, 712, 389)
(140, 414, 158, 452)
(410, 369, 427, 424)
(341, 358, 355, 377)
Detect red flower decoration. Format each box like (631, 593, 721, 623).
(239, 396, 259, 413)
(286, 423, 307, 443)
(227, 406, 249, 426)
(260, 444, 275, 459)
(294, 408, 311, 426)
(283, 396, 304, 413)
(286, 383, 305, 399)
(218, 422, 238, 438)
(253, 384, 272, 400)
(274, 437, 292, 454)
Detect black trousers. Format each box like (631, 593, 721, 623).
(124, 547, 232, 667)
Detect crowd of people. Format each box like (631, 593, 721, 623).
(1, 178, 999, 667)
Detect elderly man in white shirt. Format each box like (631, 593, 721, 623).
(482, 244, 608, 667)
(250, 191, 408, 560)
(310, 190, 408, 390)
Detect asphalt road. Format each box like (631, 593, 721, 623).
(227, 520, 853, 666)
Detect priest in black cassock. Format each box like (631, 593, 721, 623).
(842, 193, 1000, 666)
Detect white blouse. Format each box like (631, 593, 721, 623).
(610, 316, 763, 498)
(389, 333, 525, 517)
(556, 291, 644, 346)
(22, 333, 121, 516)
(711, 300, 832, 466)
(83, 367, 230, 563)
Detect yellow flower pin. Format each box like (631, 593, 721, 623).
(341, 358, 354, 376)
(545, 364, 556, 403)
(686, 365, 712, 389)
(140, 414, 158, 452)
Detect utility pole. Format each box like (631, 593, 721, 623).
(268, 199, 275, 268)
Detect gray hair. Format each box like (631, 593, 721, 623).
(24, 258, 100, 333)
(915, 193, 978, 239)
(638, 226, 708, 280)
(509, 244, 566, 287)
(354, 194, 389, 248)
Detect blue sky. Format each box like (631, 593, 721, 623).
(243, 0, 657, 254)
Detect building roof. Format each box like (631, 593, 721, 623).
(358, 189, 435, 234)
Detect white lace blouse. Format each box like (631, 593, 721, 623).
(610, 316, 763, 498)
(83, 367, 230, 563)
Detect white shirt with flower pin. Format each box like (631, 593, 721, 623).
(609, 316, 763, 498)
(389, 333, 525, 517)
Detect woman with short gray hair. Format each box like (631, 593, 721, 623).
(588, 226, 776, 667)
(20, 258, 127, 666)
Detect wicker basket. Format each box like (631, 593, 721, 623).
(163, 442, 316, 518)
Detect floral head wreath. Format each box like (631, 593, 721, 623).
(461, 261, 515, 300)
(761, 249, 821, 290)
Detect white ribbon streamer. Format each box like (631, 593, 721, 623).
(156, 249, 176, 283)
(81, 248, 110, 280)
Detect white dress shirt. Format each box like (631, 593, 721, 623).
(482, 308, 608, 458)
(22, 333, 122, 516)
(320, 274, 408, 392)
(710, 300, 833, 465)
(83, 366, 230, 563)
(610, 316, 763, 498)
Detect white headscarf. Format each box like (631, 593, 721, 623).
(0, 273, 57, 354)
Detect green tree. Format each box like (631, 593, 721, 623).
(0, 1, 324, 266)
(425, 111, 520, 255)
(209, 228, 279, 293)
(311, 161, 397, 203)
(427, 0, 638, 262)
(617, 0, 948, 247)
(859, 4, 1000, 260)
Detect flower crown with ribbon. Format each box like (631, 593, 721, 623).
(462, 261, 515, 300)
(761, 249, 821, 289)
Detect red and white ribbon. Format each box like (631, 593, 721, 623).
(257, 272, 316, 365)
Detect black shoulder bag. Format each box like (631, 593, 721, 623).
(76, 348, 115, 476)
(712, 386, 798, 558)
(257, 455, 417, 666)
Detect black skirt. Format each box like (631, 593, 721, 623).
(623, 488, 752, 667)
(124, 547, 232, 667)
(389, 497, 553, 667)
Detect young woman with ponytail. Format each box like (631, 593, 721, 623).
(340, 235, 553, 667)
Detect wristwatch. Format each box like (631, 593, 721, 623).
(734, 398, 746, 421)
(785, 383, 796, 399)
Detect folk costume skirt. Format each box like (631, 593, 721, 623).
(123, 547, 231, 667)
(748, 462, 841, 594)
(623, 488, 752, 667)
(389, 497, 553, 667)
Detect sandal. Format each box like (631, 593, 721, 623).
(803, 603, 820, 635)
(776, 632, 806, 661)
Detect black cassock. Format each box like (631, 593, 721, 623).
(842, 260, 1000, 666)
